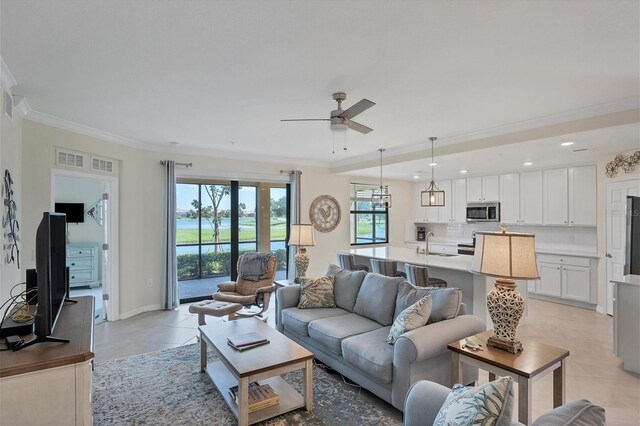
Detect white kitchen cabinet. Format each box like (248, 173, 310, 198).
(452, 178, 467, 223)
(520, 171, 543, 225)
(536, 262, 562, 297)
(543, 166, 596, 226)
(531, 254, 596, 307)
(467, 175, 499, 202)
(543, 168, 569, 225)
(568, 165, 596, 226)
(499, 173, 520, 224)
(413, 182, 439, 222)
(437, 180, 452, 223)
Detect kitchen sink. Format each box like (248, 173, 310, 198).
(428, 252, 458, 257)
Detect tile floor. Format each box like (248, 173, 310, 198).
(95, 299, 640, 425)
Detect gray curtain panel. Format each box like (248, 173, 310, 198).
(288, 170, 302, 280)
(162, 161, 178, 310)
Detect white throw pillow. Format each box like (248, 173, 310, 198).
(386, 295, 432, 344)
(434, 376, 515, 426)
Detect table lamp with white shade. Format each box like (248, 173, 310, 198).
(288, 224, 315, 283)
(470, 226, 539, 353)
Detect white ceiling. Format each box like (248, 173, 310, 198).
(1, 0, 639, 176)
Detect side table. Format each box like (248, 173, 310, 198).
(448, 330, 569, 425)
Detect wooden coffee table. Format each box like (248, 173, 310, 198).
(199, 318, 314, 426)
(448, 330, 569, 425)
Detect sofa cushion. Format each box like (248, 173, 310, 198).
(308, 313, 382, 355)
(326, 264, 366, 312)
(434, 377, 515, 426)
(353, 273, 403, 326)
(298, 275, 337, 309)
(342, 326, 394, 384)
(395, 281, 461, 324)
(281, 307, 349, 337)
(386, 295, 432, 344)
(532, 399, 605, 426)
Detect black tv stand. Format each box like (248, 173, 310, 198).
(14, 335, 70, 351)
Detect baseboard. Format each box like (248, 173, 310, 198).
(595, 305, 607, 315)
(119, 304, 162, 320)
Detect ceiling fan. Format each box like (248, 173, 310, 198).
(281, 92, 376, 134)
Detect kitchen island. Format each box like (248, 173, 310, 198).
(338, 246, 528, 327)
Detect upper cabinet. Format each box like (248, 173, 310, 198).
(543, 165, 596, 226)
(466, 175, 499, 202)
(413, 182, 439, 222)
(500, 171, 543, 225)
(436, 179, 467, 223)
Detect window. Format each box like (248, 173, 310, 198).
(350, 183, 389, 245)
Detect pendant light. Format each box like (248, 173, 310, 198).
(371, 148, 392, 208)
(421, 137, 445, 207)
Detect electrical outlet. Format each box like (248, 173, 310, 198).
(147, 278, 153, 288)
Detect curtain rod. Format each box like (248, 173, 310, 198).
(160, 161, 192, 167)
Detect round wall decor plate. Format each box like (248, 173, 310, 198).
(309, 195, 341, 232)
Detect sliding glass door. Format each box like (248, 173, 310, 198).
(176, 181, 287, 302)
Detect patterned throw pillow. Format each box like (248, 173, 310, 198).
(297, 276, 337, 309)
(434, 377, 514, 426)
(386, 295, 432, 344)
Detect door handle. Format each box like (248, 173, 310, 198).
(606, 253, 612, 258)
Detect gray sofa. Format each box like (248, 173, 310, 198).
(403, 380, 606, 426)
(275, 264, 486, 411)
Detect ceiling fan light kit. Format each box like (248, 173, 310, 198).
(371, 148, 392, 209)
(281, 92, 375, 152)
(421, 137, 446, 207)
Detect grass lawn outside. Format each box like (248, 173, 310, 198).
(177, 218, 287, 244)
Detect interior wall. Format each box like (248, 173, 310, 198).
(0, 87, 23, 303)
(596, 149, 640, 313)
(20, 119, 414, 318)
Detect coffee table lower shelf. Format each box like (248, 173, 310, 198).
(206, 361, 306, 425)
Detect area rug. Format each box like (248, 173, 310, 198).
(93, 344, 402, 425)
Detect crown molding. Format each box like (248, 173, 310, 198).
(0, 57, 17, 93)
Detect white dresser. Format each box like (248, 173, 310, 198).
(67, 243, 100, 288)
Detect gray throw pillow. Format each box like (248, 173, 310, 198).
(395, 281, 461, 324)
(297, 276, 337, 309)
(532, 400, 605, 426)
(386, 295, 432, 344)
(325, 264, 366, 312)
(353, 273, 402, 325)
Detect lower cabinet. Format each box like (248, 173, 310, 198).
(531, 254, 596, 307)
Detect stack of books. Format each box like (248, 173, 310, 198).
(227, 332, 270, 351)
(229, 382, 279, 413)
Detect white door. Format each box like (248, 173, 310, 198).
(499, 173, 520, 224)
(606, 179, 640, 314)
(100, 192, 109, 321)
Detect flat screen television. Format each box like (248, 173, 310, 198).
(55, 202, 85, 223)
(16, 212, 70, 350)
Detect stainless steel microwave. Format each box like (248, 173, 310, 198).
(466, 202, 500, 222)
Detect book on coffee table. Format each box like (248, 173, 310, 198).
(227, 339, 270, 351)
(229, 383, 279, 413)
(227, 332, 268, 348)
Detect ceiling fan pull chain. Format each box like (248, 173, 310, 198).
(343, 131, 347, 151)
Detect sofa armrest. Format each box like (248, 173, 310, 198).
(403, 380, 450, 426)
(275, 285, 301, 332)
(216, 281, 237, 292)
(395, 315, 486, 364)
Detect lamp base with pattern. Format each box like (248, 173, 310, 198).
(486, 278, 525, 354)
(294, 247, 309, 284)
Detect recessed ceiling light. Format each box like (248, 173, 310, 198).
(169, 141, 179, 145)
(460, 170, 468, 174)
(413, 175, 420, 179)
(561, 141, 574, 146)
(523, 162, 533, 166)
(429, 162, 438, 166)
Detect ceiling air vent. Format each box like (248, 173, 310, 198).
(572, 148, 588, 152)
(91, 156, 114, 173)
(56, 149, 85, 168)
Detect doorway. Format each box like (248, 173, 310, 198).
(52, 169, 119, 322)
(605, 178, 640, 314)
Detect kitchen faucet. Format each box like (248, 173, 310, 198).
(425, 231, 434, 254)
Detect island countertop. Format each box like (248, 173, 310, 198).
(338, 246, 474, 272)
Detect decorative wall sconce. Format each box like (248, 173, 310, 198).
(606, 151, 640, 178)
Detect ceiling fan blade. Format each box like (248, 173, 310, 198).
(280, 118, 331, 122)
(345, 119, 373, 134)
(338, 99, 375, 119)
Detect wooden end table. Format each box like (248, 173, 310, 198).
(448, 330, 569, 425)
(199, 318, 313, 426)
